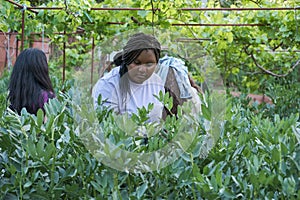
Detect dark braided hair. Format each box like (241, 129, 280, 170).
(113, 33, 161, 104)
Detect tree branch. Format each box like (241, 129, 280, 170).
(250, 53, 300, 77)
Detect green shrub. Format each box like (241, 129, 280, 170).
(0, 80, 299, 199)
(0, 70, 10, 117)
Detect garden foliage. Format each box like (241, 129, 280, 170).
(0, 75, 299, 199)
(0, 0, 299, 199)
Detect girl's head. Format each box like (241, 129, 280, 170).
(127, 49, 157, 84)
(115, 33, 161, 83)
(8, 48, 54, 114)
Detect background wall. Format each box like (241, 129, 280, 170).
(0, 33, 50, 75)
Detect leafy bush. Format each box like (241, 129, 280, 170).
(0, 80, 299, 199)
(0, 71, 10, 117)
(266, 75, 300, 118)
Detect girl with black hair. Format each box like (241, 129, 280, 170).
(8, 48, 55, 115)
(92, 33, 165, 122)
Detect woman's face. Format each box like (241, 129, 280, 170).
(127, 49, 157, 84)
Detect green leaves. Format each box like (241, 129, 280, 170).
(136, 182, 148, 199)
(1, 0, 300, 198)
(1, 77, 300, 199)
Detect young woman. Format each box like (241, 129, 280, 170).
(8, 48, 55, 115)
(92, 33, 165, 122)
